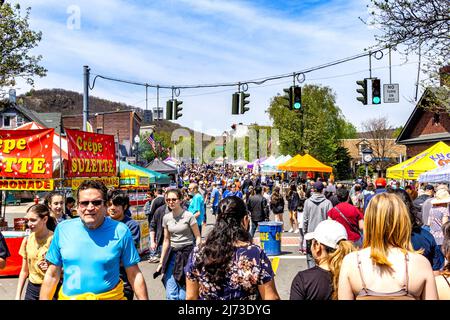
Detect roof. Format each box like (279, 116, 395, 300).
(396, 87, 450, 144)
(396, 132, 450, 145)
(146, 158, 177, 174)
(340, 139, 406, 159)
(11, 104, 62, 134)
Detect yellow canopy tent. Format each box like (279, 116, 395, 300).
(386, 141, 450, 180)
(277, 154, 303, 171)
(277, 154, 332, 172)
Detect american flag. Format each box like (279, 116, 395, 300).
(146, 133, 156, 151)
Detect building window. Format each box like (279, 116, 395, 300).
(16, 115, 24, 127)
(3, 116, 11, 127)
(432, 113, 440, 125)
(96, 128, 103, 134)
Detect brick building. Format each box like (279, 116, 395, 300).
(396, 67, 450, 157)
(63, 110, 142, 157)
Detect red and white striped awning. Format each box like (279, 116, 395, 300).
(15, 122, 68, 160)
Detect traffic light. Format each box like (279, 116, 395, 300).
(282, 87, 292, 108)
(174, 99, 183, 119)
(166, 100, 173, 120)
(371, 78, 381, 104)
(239, 92, 250, 114)
(293, 86, 302, 110)
(231, 93, 239, 115)
(356, 79, 368, 105)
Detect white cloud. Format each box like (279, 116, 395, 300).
(14, 0, 424, 133)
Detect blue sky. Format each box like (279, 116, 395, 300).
(15, 0, 422, 136)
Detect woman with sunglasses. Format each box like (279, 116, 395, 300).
(185, 196, 280, 300)
(15, 204, 56, 300)
(156, 188, 201, 300)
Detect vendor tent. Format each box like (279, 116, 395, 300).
(418, 164, 450, 183)
(146, 158, 177, 175)
(386, 141, 450, 180)
(119, 161, 171, 185)
(278, 154, 332, 172)
(232, 159, 251, 167)
(277, 154, 303, 171)
(15, 121, 68, 162)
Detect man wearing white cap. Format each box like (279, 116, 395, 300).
(290, 220, 355, 300)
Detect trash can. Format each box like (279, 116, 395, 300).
(258, 221, 283, 256)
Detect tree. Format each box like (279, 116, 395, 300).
(267, 84, 356, 168)
(364, 0, 449, 85)
(334, 146, 352, 180)
(361, 116, 397, 177)
(139, 132, 171, 163)
(0, 2, 47, 97)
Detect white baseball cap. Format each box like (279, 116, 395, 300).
(304, 220, 348, 249)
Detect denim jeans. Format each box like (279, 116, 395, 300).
(149, 245, 162, 258)
(163, 253, 186, 300)
(250, 221, 259, 238)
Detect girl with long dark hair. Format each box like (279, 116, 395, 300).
(15, 204, 56, 300)
(185, 196, 280, 300)
(287, 184, 300, 233)
(270, 187, 285, 230)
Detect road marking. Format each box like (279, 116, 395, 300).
(271, 257, 280, 274)
(269, 255, 307, 260)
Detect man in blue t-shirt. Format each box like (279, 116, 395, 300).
(188, 183, 206, 234)
(40, 180, 148, 300)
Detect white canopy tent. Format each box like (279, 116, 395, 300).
(418, 164, 450, 183)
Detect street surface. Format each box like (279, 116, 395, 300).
(0, 202, 307, 300)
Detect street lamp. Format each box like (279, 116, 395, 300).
(134, 135, 140, 165)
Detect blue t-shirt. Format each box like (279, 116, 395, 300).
(188, 193, 205, 226)
(211, 188, 220, 207)
(46, 217, 140, 296)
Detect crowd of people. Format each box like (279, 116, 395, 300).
(0, 162, 449, 300)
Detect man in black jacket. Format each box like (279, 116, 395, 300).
(149, 204, 170, 263)
(247, 186, 269, 238)
(147, 188, 165, 225)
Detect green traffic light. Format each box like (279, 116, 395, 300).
(372, 97, 381, 104)
(294, 102, 301, 109)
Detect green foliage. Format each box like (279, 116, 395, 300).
(267, 84, 355, 169)
(0, 3, 47, 95)
(334, 146, 352, 180)
(139, 132, 171, 163)
(357, 164, 374, 178)
(392, 126, 403, 138)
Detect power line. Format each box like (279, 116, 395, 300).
(89, 46, 389, 92)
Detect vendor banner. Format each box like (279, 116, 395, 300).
(0, 129, 54, 178)
(0, 179, 54, 191)
(67, 177, 119, 190)
(65, 129, 117, 178)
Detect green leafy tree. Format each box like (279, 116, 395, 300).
(267, 84, 355, 168)
(139, 132, 171, 163)
(334, 146, 352, 180)
(363, 1, 449, 93)
(0, 2, 47, 96)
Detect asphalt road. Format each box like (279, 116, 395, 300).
(0, 202, 307, 300)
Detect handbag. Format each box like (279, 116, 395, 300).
(334, 205, 362, 237)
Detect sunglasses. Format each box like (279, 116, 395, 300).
(79, 200, 104, 207)
(166, 198, 179, 202)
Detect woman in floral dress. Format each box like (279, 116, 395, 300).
(185, 196, 280, 300)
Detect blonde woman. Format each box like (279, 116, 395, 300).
(338, 193, 438, 300)
(290, 220, 355, 300)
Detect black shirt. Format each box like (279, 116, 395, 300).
(290, 266, 333, 300)
(0, 231, 10, 260)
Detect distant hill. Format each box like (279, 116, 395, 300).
(17, 88, 212, 140)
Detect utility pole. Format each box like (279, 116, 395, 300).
(83, 65, 90, 131)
